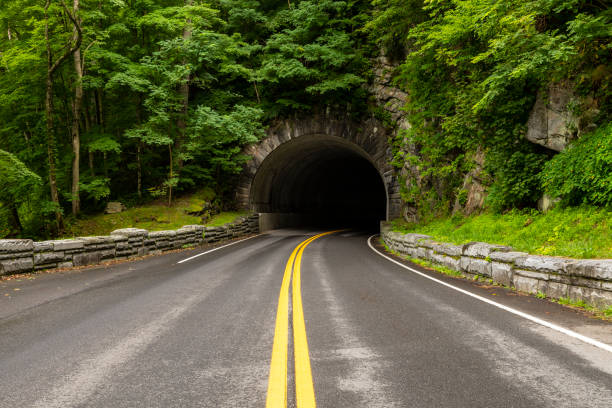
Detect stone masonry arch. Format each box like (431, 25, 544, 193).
(235, 113, 401, 229)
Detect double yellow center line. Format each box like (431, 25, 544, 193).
(266, 231, 338, 408)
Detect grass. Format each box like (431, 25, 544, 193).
(63, 190, 249, 238)
(206, 211, 251, 227)
(408, 257, 465, 278)
(391, 206, 612, 259)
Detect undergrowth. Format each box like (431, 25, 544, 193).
(63, 190, 248, 238)
(391, 206, 611, 258)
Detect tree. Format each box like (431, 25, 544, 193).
(71, 0, 83, 216)
(44, 0, 81, 231)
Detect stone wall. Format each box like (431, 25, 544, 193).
(0, 214, 259, 276)
(381, 226, 612, 309)
(237, 112, 402, 221)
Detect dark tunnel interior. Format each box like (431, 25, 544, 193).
(250, 136, 387, 230)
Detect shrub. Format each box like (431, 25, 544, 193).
(541, 123, 612, 206)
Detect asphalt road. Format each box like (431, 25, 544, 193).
(0, 229, 611, 407)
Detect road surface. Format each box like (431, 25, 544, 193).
(1, 229, 611, 407)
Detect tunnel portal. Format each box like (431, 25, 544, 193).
(250, 135, 387, 230)
(235, 115, 401, 230)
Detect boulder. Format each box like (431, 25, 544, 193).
(105, 202, 126, 214)
(525, 84, 579, 152)
(537, 194, 561, 213)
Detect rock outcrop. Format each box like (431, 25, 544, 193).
(105, 202, 127, 214)
(525, 83, 599, 152)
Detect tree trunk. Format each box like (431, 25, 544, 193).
(45, 72, 63, 232)
(44, 0, 82, 233)
(84, 98, 95, 176)
(253, 81, 261, 104)
(175, 0, 193, 171)
(88, 150, 95, 176)
(168, 144, 173, 206)
(44, 1, 61, 233)
(10, 204, 23, 236)
(137, 143, 142, 199)
(96, 89, 104, 129)
(71, 0, 83, 216)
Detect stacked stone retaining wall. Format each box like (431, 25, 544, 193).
(0, 214, 259, 276)
(381, 226, 612, 309)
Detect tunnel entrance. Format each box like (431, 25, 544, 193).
(250, 135, 387, 230)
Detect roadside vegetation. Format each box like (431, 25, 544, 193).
(1, 0, 610, 242)
(0, 0, 370, 239)
(391, 206, 612, 259)
(62, 189, 249, 238)
(373, 0, 611, 218)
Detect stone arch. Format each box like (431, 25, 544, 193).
(235, 113, 401, 229)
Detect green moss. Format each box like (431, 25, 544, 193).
(184, 199, 207, 214)
(206, 211, 250, 227)
(64, 205, 202, 237)
(63, 189, 248, 237)
(392, 205, 612, 258)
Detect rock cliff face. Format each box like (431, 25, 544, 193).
(452, 148, 488, 215)
(525, 83, 599, 152)
(526, 84, 579, 151)
(369, 55, 410, 131)
(368, 55, 421, 221)
(368, 57, 597, 219)
(369, 54, 490, 219)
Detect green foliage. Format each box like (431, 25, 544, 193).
(541, 123, 612, 206)
(486, 148, 549, 212)
(1, 0, 610, 240)
(381, 0, 611, 213)
(257, 0, 369, 113)
(88, 137, 122, 154)
(206, 210, 249, 227)
(365, 0, 426, 59)
(187, 104, 265, 174)
(63, 189, 247, 237)
(392, 205, 612, 258)
(80, 177, 111, 201)
(0, 149, 43, 237)
(0, 150, 41, 204)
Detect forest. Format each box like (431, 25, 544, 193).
(0, 0, 610, 239)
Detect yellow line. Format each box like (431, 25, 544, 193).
(266, 234, 318, 408)
(266, 231, 341, 408)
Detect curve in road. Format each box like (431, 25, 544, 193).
(0, 229, 610, 407)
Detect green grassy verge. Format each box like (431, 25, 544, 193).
(205, 211, 251, 227)
(63, 190, 249, 238)
(391, 206, 611, 259)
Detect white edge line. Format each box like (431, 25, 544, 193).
(367, 235, 612, 354)
(177, 234, 262, 264)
